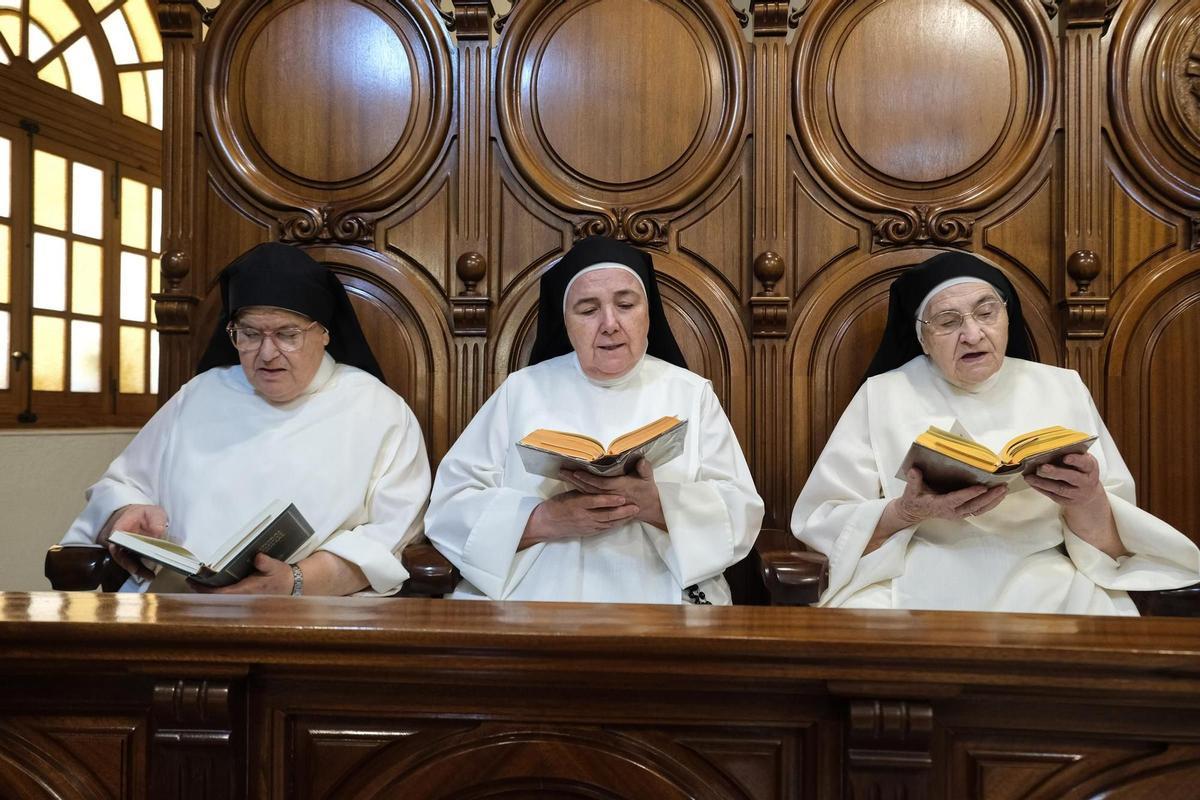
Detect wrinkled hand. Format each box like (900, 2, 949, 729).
(1026, 453, 1122, 553)
(521, 490, 640, 548)
(893, 468, 1008, 526)
(99, 504, 169, 581)
(558, 459, 666, 529)
(1025, 453, 1104, 508)
(191, 553, 293, 595)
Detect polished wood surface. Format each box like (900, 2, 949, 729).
(151, 0, 1200, 546)
(2, 592, 1199, 799)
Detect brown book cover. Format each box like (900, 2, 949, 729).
(109, 501, 315, 587)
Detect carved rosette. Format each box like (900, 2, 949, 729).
(872, 206, 974, 246)
(280, 206, 374, 245)
(573, 208, 670, 248)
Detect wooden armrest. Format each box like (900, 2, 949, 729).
(398, 542, 460, 598)
(754, 528, 828, 607)
(45, 544, 130, 592)
(1130, 583, 1200, 617)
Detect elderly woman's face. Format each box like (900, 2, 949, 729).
(234, 306, 329, 403)
(919, 283, 1008, 388)
(564, 268, 650, 380)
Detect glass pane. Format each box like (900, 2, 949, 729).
(0, 136, 10, 217)
(120, 178, 148, 248)
(63, 37, 103, 104)
(150, 255, 160, 322)
(0, 224, 8, 304)
(0, 15, 21, 60)
(27, 20, 53, 62)
(33, 150, 67, 230)
(71, 241, 102, 315)
(33, 233, 67, 311)
(37, 57, 69, 90)
(0, 47, 7, 65)
(123, 1, 162, 61)
(151, 187, 162, 251)
(89, 0, 111, 11)
(0, 309, 7, 390)
(101, 10, 138, 64)
(120, 251, 147, 321)
(70, 320, 101, 392)
(119, 71, 149, 124)
(32, 315, 66, 391)
(30, 0, 79, 41)
(72, 162, 104, 239)
(119, 325, 145, 393)
(149, 329, 159, 394)
(146, 68, 163, 130)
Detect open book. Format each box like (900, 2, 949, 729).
(108, 501, 315, 588)
(896, 425, 1098, 493)
(517, 416, 688, 478)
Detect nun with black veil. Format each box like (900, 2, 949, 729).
(425, 236, 763, 604)
(790, 251, 1199, 614)
(61, 242, 431, 596)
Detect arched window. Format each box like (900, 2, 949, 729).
(0, 0, 162, 426)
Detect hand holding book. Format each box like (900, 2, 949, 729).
(896, 424, 1097, 494)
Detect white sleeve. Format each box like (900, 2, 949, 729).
(1062, 376, 1200, 589)
(59, 383, 188, 545)
(650, 385, 764, 588)
(790, 384, 913, 606)
(317, 398, 433, 596)
(424, 381, 545, 599)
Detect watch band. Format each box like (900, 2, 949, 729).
(290, 563, 304, 596)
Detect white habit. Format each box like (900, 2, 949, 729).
(425, 353, 764, 604)
(792, 356, 1200, 614)
(62, 354, 431, 594)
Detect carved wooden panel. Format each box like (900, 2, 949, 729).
(202, 0, 452, 239)
(792, 0, 1053, 244)
(1107, 254, 1200, 537)
(160, 0, 1200, 542)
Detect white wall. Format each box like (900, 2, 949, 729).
(0, 429, 135, 591)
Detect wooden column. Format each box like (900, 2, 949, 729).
(150, 678, 241, 800)
(155, 2, 202, 403)
(749, 1, 794, 527)
(1058, 0, 1115, 407)
(450, 1, 495, 439)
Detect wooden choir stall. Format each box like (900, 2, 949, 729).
(4, 0, 1200, 796)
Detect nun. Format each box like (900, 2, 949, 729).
(425, 236, 763, 604)
(791, 251, 1199, 614)
(61, 242, 432, 596)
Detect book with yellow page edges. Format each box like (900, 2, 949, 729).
(517, 416, 688, 479)
(895, 425, 1098, 493)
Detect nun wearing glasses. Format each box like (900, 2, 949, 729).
(61, 243, 431, 596)
(790, 251, 1198, 614)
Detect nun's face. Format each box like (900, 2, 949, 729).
(234, 306, 329, 403)
(564, 268, 650, 380)
(919, 283, 1008, 388)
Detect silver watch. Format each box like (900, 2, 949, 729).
(289, 563, 304, 596)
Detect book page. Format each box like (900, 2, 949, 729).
(606, 416, 683, 456)
(519, 429, 607, 461)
